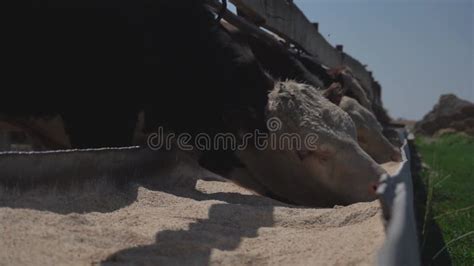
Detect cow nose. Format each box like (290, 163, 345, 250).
(369, 182, 379, 195)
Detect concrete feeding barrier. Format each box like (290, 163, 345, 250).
(0, 147, 176, 188)
(377, 131, 420, 265)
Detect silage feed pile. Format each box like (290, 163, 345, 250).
(0, 174, 385, 266)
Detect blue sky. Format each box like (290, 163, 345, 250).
(230, 0, 473, 120)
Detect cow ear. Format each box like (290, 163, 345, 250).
(323, 82, 344, 105)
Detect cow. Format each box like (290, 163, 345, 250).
(323, 84, 402, 163)
(339, 97, 402, 163)
(328, 67, 373, 111)
(225, 81, 386, 206)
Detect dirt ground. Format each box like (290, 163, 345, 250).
(0, 170, 385, 266)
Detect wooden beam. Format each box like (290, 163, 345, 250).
(206, 0, 285, 50)
(229, 0, 373, 92)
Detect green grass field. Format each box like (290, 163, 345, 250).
(416, 133, 474, 265)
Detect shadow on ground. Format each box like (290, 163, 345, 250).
(0, 149, 293, 214)
(0, 154, 280, 266)
(101, 203, 274, 265)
